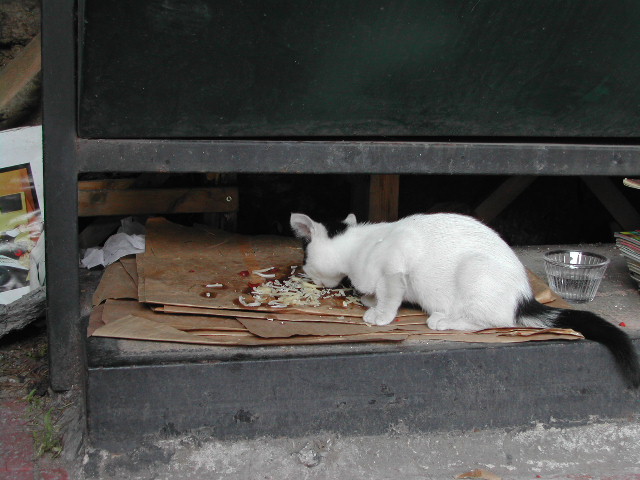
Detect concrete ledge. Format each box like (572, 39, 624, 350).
(85, 244, 640, 451)
(87, 336, 639, 452)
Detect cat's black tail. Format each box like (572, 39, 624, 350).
(516, 297, 640, 389)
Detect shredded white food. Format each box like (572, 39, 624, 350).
(237, 271, 362, 309)
(253, 267, 276, 274)
(238, 295, 261, 307)
(252, 267, 278, 278)
(205, 283, 224, 288)
(254, 272, 276, 278)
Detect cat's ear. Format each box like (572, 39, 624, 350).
(344, 213, 357, 226)
(290, 213, 319, 240)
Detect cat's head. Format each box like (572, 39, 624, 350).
(289, 213, 357, 288)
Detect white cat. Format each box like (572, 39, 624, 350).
(290, 212, 640, 388)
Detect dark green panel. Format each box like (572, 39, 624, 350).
(78, 0, 640, 138)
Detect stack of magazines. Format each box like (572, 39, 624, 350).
(615, 231, 640, 288)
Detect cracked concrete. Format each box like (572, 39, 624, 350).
(83, 416, 640, 479)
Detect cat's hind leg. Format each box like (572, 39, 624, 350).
(444, 254, 518, 331)
(363, 273, 405, 326)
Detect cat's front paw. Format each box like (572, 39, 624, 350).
(427, 312, 453, 331)
(363, 308, 395, 326)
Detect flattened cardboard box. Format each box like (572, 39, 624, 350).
(137, 218, 426, 316)
(90, 218, 581, 346)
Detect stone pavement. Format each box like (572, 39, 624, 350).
(3, 331, 640, 479)
(79, 416, 640, 479)
(0, 323, 79, 480)
(0, 399, 70, 480)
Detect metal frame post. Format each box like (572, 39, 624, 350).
(42, 0, 82, 391)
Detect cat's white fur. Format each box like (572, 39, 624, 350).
(290, 212, 548, 330)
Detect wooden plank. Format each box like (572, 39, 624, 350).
(368, 174, 400, 223)
(78, 174, 175, 245)
(78, 174, 172, 191)
(201, 173, 238, 231)
(474, 176, 537, 224)
(78, 186, 238, 216)
(580, 176, 640, 230)
(78, 178, 137, 191)
(0, 33, 41, 128)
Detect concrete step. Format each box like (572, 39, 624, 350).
(85, 244, 640, 452)
(83, 416, 640, 479)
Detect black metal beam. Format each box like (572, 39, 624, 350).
(42, 0, 83, 391)
(77, 139, 640, 175)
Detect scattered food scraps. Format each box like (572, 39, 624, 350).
(238, 295, 261, 307)
(237, 270, 362, 309)
(253, 266, 278, 278)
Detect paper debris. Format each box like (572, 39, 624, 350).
(81, 217, 146, 268)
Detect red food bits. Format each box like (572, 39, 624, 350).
(188, 269, 195, 273)
(238, 270, 250, 277)
(619, 322, 627, 327)
(248, 282, 260, 289)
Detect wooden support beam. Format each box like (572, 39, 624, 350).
(78, 178, 137, 191)
(78, 185, 238, 217)
(474, 176, 537, 224)
(78, 174, 176, 246)
(580, 176, 640, 231)
(368, 174, 400, 223)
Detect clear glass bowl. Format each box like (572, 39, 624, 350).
(543, 250, 610, 303)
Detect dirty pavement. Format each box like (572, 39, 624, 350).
(2, 322, 640, 480)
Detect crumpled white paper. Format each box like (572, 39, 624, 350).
(81, 217, 146, 269)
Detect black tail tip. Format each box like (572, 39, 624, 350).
(626, 366, 640, 390)
(554, 310, 640, 389)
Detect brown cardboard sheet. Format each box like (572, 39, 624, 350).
(88, 218, 581, 346)
(136, 253, 146, 302)
(235, 317, 432, 338)
(89, 296, 582, 344)
(92, 260, 138, 306)
(87, 302, 106, 336)
(156, 304, 428, 321)
(91, 313, 581, 345)
(119, 256, 138, 285)
(235, 317, 582, 342)
(92, 316, 409, 346)
(137, 218, 370, 316)
(527, 270, 569, 308)
(100, 299, 246, 332)
(238, 318, 583, 343)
